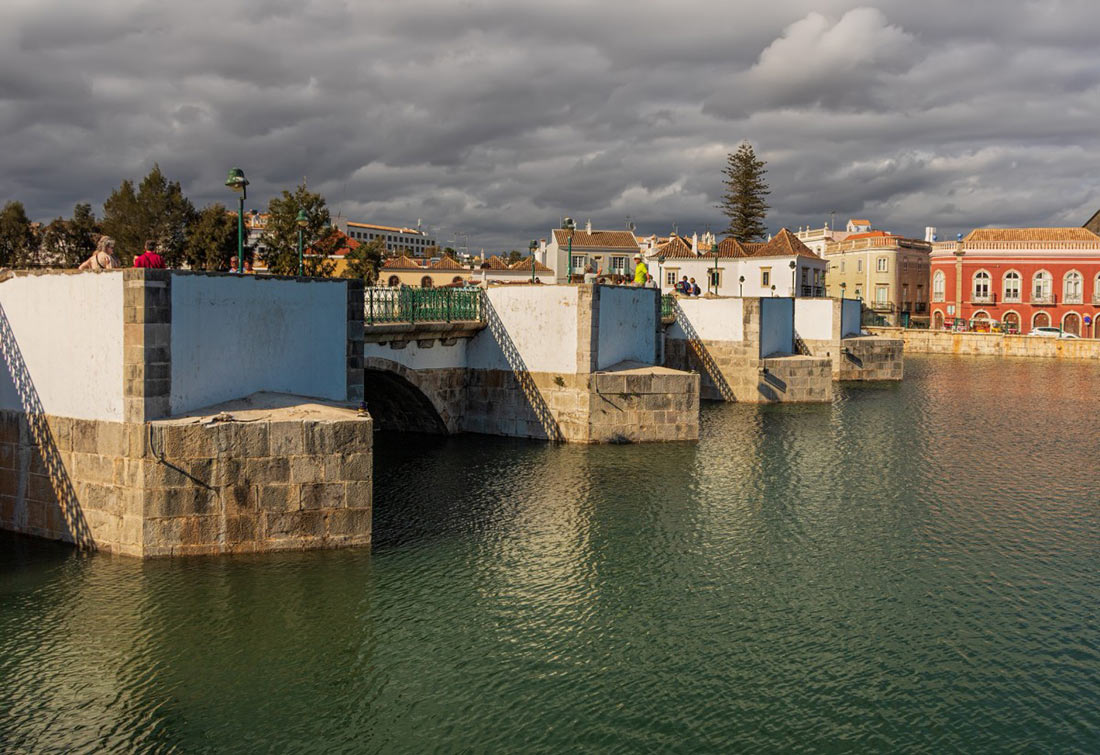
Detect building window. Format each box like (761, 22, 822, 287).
(877, 257, 888, 272)
(665, 269, 679, 286)
(761, 267, 771, 287)
(875, 285, 889, 305)
(840, 261, 845, 273)
(1064, 271, 1083, 303)
(1032, 271, 1052, 302)
(572, 255, 585, 271)
(611, 256, 626, 272)
(903, 258, 909, 272)
(710, 269, 721, 290)
(1003, 271, 1021, 302)
(932, 271, 945, 301)
(857, 259, 863, 273)
(387, 275, 400, 287)
(420, 276, 433, 288)
(972, 270, 991, 300)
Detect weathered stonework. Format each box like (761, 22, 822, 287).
(798, 300, 904, 381)
(461, 366, 699, 443)
(664, 298, 833, 403)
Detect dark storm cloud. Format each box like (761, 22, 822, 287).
(2, 0, 1099, 249)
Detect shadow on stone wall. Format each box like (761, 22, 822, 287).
(670, 299, 736, 402)
(0, 303, 93, 548)
(481, 296, 564, 442)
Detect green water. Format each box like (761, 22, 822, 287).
(2, 356, 1098, 753)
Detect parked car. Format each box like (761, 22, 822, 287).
(1028, 327, 1078, 339)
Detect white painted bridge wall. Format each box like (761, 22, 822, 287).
(0, 272, 125, 421)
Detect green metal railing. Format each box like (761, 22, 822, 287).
(661, 294, 676, 320)
(364, 287, 484, 325)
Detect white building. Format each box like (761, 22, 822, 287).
(336, 219, 437, 255)
(645, 229, 827, 297)
(540, 220, 641, 282)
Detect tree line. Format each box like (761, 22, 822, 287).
(0, 164, 385, 283)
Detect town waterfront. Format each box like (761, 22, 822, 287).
(2, 355, 1098, 753)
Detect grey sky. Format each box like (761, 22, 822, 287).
(3, 0, 1099, 250)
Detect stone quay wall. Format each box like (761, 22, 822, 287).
(0, 269, 372, 557)
(868, 326, 1100, 361)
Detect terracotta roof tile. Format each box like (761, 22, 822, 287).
(552, 229, 640, 249)
(430, 255, 466, 270)
(964, 227, 1100, 243)
(485, 255, 512, 270)
(381, 254, 424, 270)
(509, 257, 554, 272)
(752, 228, 821, 259)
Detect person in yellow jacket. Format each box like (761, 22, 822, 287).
(632, 254, 648, 286)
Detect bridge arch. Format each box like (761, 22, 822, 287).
(362, 357, 459, 434)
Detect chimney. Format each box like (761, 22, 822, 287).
(691, 232, 699, 255)
(925, 226, 937, 242)
(585, 219, 592, 234)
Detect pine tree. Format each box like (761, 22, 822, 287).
(718, 142, 770, 242)
(101, 165, 194, 265)
(341, 237, 385, 284)
(258, 182, 339, 277)
(185, 204, 238, 270)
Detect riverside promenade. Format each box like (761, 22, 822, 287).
(868, 326, 1100, 360)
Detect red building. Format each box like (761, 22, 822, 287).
(929, 228, 1100, 336)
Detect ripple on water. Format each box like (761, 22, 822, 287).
(1, 355, 1099, 753)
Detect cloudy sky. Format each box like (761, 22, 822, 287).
(3, 0, 1099, 250)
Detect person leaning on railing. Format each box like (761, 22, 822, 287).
(78, 236, 121, 270)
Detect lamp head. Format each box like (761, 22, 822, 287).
(789, 260, 796, 269)
(296, 209, 309, 228)
(225, 167, 248, 192)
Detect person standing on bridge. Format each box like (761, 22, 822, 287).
(632, 254, 647, 286)
(133, 239, 166, 269)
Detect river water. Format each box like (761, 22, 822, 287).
(2, 356, 1098, 753)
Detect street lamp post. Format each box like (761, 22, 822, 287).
(562, 217, 576, 282)
(657, 254, 666, 293)
(840, 281, 847, 300)
(529, 240, 537, 282)
(739, 275, 745, 297)
(789, 259, 797, 297)
(711, 240, 720, 295)
(225, 168, 249, 275)
(296, 210, 308, 277)
(771, 284, 777, 297)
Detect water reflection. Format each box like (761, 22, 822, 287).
(2, 356, 1100, 752)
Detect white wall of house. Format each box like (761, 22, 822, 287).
(651, 255, 826, 298)
(0, 272, 125, 421)
(596, 287, 656, 369)
(170, 274, 348, 414)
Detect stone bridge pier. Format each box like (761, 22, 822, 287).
(794, 298, 904, 381)
(663, 296, 834, 403)
(362, 285, 700, 443)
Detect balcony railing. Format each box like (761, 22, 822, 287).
(970, 293, 994, 304)
(1092, 292, 1100, 305)
(1063, 293, 1083, 305)
(364, 286, 483, 325)
(869, 300, 895, 312)
(800, 285, 826, 297)
(1030, 293, 1055, 305)
(914, 302, 928, 313)
(661, 294, 676, 320)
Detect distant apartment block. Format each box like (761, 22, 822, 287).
(334, 219, 436, 255)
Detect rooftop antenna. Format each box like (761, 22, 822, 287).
(626, 215, 635, 232)
(830, 210, 836, 230)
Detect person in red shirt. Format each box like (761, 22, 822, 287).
(133, 239, 166, 269)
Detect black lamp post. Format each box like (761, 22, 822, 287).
(657, 254, 666, 292)
(789, 259, 797, 297)
(529, 240, 537, 282)
(739, 275, 745, 297)
(771, 284, 776, 297)
(840, 281, 847, 300)
(225, 168, 249, 274)
(296, 210, 308, 277)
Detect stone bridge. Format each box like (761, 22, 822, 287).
(358, 285, 700, 443)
